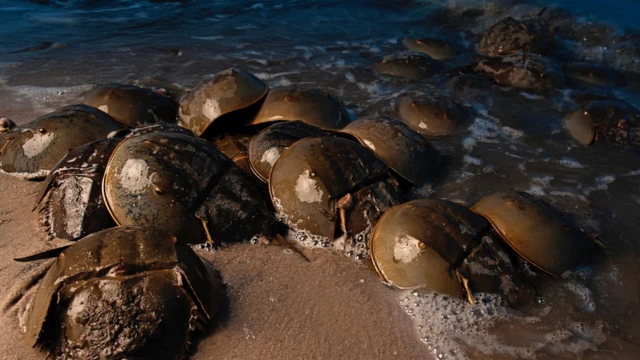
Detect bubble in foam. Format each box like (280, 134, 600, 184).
(400, 288, 606, 359)
(563, 280, 597, 313)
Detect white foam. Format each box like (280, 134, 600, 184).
(294, 169, 323, 204)
(260, 147, 280, 166)
(393, 235, 424, 264)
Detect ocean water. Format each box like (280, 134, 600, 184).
(1, 0, 639, 359)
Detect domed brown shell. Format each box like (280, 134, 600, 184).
(471, 191, 593, 277)
(83, 83, 179, 128)
(249, 120, 327, 182)
(565, 100, 640, 146)
(269, 137, 401, 247)
(248, 87, 350, 130)
(179, 68, 268, 136)
(0, 105, 124, 179)
(402, 37, 456, 60)
(371, 198, 534, 304)
(478, 16, 553, 56)
(396, 93, 468, 137)
(25, 226, 222, 359)
(339, 116, 441, 186)
(103, 131, 277, 244)
(374, 51, 441, 80)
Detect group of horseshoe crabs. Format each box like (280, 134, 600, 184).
(0, 64, 602, 359)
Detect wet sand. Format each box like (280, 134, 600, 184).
(0, 172, 427, 360)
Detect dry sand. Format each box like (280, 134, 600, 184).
(0, 172, 426, 359)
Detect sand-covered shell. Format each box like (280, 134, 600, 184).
(248, 87, 350, 130)
(475, 53, 563, 92)
(179, 68, 268, 136)
(402, 37, 456, 60)
(563, 63, 616, 87)
(471, 191, 594, 277)
(478, 16, 553, 56)
(25, 226, 222, 360)
(0, 105, 124, 179)
(249, 121, 327, 182)
(396, 93, 468, 137)
(374, 51, 442, 80)
(34, 138, 120, 241)
(371, 198, 534, 305)
(103, 131, 277, 244)
(339, 116, 441, 186)
(565, 100, 640, 146)
(83, 83, 179, 127)
(269, 137, 402, 257)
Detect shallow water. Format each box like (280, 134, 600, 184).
(0, 0, 639, 359)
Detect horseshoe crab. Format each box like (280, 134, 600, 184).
(23, 226, 222, 360)
(103, 131, 278, 244)
(373, 51, 442, 80)
(0, 105, 124, 179)
(402, 37, 456, 60)
(475, 52, 563, 92)
(471, 191, 594, 277)
(209, 132, 254, 175)
(396, 93, 469, 137)
(83, 83, 179, 128)
(478, 12, 553, 56)
(565, 100, 640, 146)
(179, 68, 268, 136)
(563, 63, 616, 87)
(33, 124, 193, 241)
(338, 116, 441, 186)
(248, 120, 327, 182)
(248, 87, 350, 130)
(370, 198, 534, 305)
(269, 136, 402, 258)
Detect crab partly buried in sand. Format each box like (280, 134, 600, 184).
(21, 226, 222, 360)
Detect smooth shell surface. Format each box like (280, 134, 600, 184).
(471, 191, 593, 277)
(249, 120, 327, 182)
(565, 100, 640, 146)
(269, 137, 401, 243)
(339, 116, 441, 186)
(249, 87, 350, 130)
(396, 94, 468, 137)
(83, 83, 179, 128)
(0, 105, 123, 178)
(103, 131, 275, 244)
(179, 68, 268, 136)
(374, 51, 441, 80)
(478, 16, 553, 56)
(34, 138, 120, 240)
(370, 198, 488, 293)
(25, 226, 222, 359)
(402, 37, 456, 60)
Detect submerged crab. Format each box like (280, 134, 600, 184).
(478, 11, 553, 56)
(565, 100, 640, 147)
(0, 105, 124, 179)
(395, 93, 469, 137)
(23, 226, 222, 360)
(401, 37, 457, 60)
(475, 52, 563, 92)
(370, 198, 535, 306)
(269, 136, 403, 258)
(374, 51, 442, 80)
